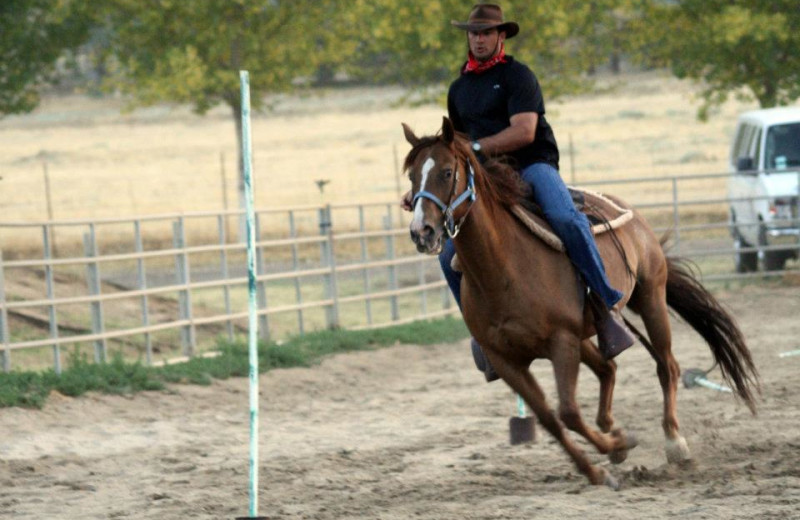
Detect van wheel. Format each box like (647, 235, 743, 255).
(759, 226, 788, 271)
(734, 233, 758, 273)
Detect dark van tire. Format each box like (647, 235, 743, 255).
(734, 233, 758, 273)
(759, 226, 788, 271)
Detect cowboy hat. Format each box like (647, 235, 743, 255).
(451, 4, 519, 39)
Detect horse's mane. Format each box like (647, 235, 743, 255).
(454, 134, 529, 209)
(403, 131, 529, 210)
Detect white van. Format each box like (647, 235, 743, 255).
(728, 107, 800, 272)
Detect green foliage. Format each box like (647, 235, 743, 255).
(0, 1, 655, 117)
(282, 316, 469, 358)
(0, 371, 51, 408)
(54, 353, 165, 396)
(341, 0, 648, 99)
(0, 317, 469, 409)
(0, 0, 91, 116)
(639, 0, 800, 119)
(12, 0, 796, 122)
(95, 0, 347, 114)
(0, 352, 164, 408)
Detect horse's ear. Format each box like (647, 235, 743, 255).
(442, 116, 455, 145)
(402, 123, 420, 146)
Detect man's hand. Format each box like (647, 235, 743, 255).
(400, 190, 413, 212)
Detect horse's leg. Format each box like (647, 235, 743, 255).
(579, 339, 616, 433)
(636, 284, 691, 464)
(485, 349, 619, 489)
(552, 336, 637, 464)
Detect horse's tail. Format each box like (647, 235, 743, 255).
(663, 254, 760, 413)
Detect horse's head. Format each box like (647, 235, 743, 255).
(402, 116, 476, 254)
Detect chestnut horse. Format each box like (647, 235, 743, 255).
(402, 117, 759, 488)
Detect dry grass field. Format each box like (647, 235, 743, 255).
(0, 71, 755, 226)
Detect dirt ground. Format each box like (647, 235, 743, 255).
(0, 283, 798, 519)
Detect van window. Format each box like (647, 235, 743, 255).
(765, 123, 800, 169)
(732, 124, 749, 163)
(752, 128, 762, 169)
(732, 123, 758, 169)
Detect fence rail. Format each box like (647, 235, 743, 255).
(1, 171, 798, 372)
(0, 202, 456, 372)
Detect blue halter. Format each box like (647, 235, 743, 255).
(411, 157, 477, 238)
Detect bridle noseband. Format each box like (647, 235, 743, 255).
(411, 152, 477, 238)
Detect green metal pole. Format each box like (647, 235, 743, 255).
(240, 70, 259, 518)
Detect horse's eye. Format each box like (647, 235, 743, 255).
(443, 168, 453, 179)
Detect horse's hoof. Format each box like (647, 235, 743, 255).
(623, 431, 639, 451)
(609, 430, 638, 464)
(609, 445, 629, 464)
(609, 449, 627, 465)
(601, 467, 620, 491)
(665, 436, 691, 464)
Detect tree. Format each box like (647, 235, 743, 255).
(576, 0, 652, 75)
(336, 0, 641, 99)
(0, 0, 91, 116)
(96, 0, 345, 237)
(641, 0, 800, 119)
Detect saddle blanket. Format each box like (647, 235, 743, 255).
(509, 187, 633, 253)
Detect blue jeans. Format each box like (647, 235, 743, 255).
(439, 162, 623, 310)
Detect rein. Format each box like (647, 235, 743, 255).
(411, 151, 478, 238)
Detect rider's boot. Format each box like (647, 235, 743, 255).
(470, 337, 500, 382)
(587, 291, 635, 360)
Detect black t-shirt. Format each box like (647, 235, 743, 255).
(447, 56, 560, 170)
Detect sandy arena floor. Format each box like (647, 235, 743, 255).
(0, 283, 798, 519)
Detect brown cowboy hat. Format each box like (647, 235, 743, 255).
(451, 4, 519, 39)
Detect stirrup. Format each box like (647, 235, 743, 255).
(596, 309, 635, 360)
(587, 292, 635, 360)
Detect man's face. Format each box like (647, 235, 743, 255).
(467, 28, 505, 62)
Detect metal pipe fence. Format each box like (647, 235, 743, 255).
(0, 202, 454, 372)
(0, 171, 798, 372)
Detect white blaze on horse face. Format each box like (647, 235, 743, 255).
(411, 156, 436, 230)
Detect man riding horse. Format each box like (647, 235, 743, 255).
(402, 4, 634, 381)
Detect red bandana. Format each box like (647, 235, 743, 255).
(462, 44, 507, 75)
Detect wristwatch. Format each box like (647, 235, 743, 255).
(471, 140, 482, 153)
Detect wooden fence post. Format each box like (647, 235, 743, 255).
(318, 205, 339, 329)
(83, 225, 107, 363)
(43, 162, 57, 257)
(173, 218, 195, 357)
(220, 150, 230, 242)
(384, 205, 399, 321)
(358, 205, 373, 326)
(217, 215, 234, 341)
(43, 224, 61, 374)
(134, 220, 153, 364)
(288, 210, 305, 335)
